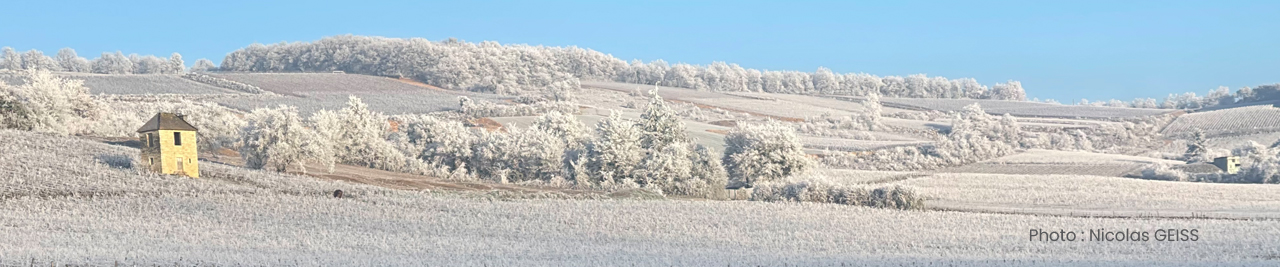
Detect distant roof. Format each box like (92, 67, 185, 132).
(136, 113, 198, 133)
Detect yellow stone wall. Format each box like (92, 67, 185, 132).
(139, 130, 199, 178)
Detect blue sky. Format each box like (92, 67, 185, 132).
(2, 0, 1276, 102)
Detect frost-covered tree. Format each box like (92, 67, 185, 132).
(532, 110, 588, 146)
(587, 111, 645, 185)
(545, 78, 580, 102)
(167, 53, 185, 74)
(1252, 84, 1280, 102)
(398, 115, 475, 172)
(312, 96, 407, 171)
(0, 47, 20, 70)
(1131, 98, 1159, 109)
(239, 105, 334, 173)
(55, 48, 91, 73)
(20, 50, 58, 71)
(812, 67, 840, 94)
(132, 55, 169, 74)
(723, 120, 811, 188)
(638, 92, 689, 149)
(183, 104, 246, 156)
(190, 58, 217, 72)
(1185, 128, 1210, 161)
(988, 80, 1027, 101)
(217, 35, 1019, 100)
(0, 70, 100, 135)
(638, 142, 692, 188)
(470, 127, 565, 183)
(681, 144, 728, 197)
(92, 52, 134, 74)
(1206, 86, 1234, 106)
(1236, 86, 1256, 103)
(862, 91, 883, 130)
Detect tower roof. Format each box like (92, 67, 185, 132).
(136, 113, 198, 133)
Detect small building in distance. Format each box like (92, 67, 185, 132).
(137, 113, 199, 178)
(1213, 156, 1241, 174)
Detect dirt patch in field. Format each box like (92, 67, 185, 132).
(705, 129, 729, 135)
(394, 77, 448, 91)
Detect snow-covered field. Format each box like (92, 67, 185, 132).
(204, 73, 506, 115)
(985, 149, 1185, 165)
(882, 98, 1171, 118)
(2, 130, 1279, 266)
(2, 72, 243, 95)
(583, 81, 860, 120)
(801, 135, 933, 151)
(215, 93, 476, 116)
(900, 172, 1280, 219)
(1207, 132, 1280, 150)
(937, 150, 1184, 177)
(209, 73, 441, 95)
(1163, 105, 1280, 137)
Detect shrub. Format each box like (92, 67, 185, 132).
(239, 105, 334, 174)
(750, 176, 924, 210)
(95, 153, 135, 169)
(0, 70, 101, 135)
(723, 120, 812, 188)
(458, 96, 577, 118)
(1138, 163, 1189, 181)
(312, 96, 408, 172)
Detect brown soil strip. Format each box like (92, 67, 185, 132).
(393, 77, 448, 91)
(471, 117, 506, 132)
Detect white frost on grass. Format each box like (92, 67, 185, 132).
(882, 98, 1171, 119)
(985, 149, 1185, 165)
(1163, 105, 1280, 138)
(900, 172, 1280, 218)
(3, 130, 1280, 266)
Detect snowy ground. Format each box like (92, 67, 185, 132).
(900, 172, 1280, 219)
(939, 149, 1184, 177)
(3, 131, 1280, 266)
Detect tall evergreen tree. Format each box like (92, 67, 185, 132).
(588, 111, 645, 185)
(638, 91, 688, 149)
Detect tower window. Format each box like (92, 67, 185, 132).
(174, 132, 182, 146)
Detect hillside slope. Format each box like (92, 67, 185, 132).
(4, 130, 1279, 265)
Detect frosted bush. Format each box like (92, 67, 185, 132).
(821, 104, 1018, 171)
(723, 120, 812, 188)
(0, 70, 101, 135)
(469, 127, 565, 183)
(239, 105, 334, 174)
(458, 96, 576, 118)
(749, 174, 923, 210)
(312, 96, 409, 172)
(394, 114, 476, 173)
(1141, 162, 1187, 181)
